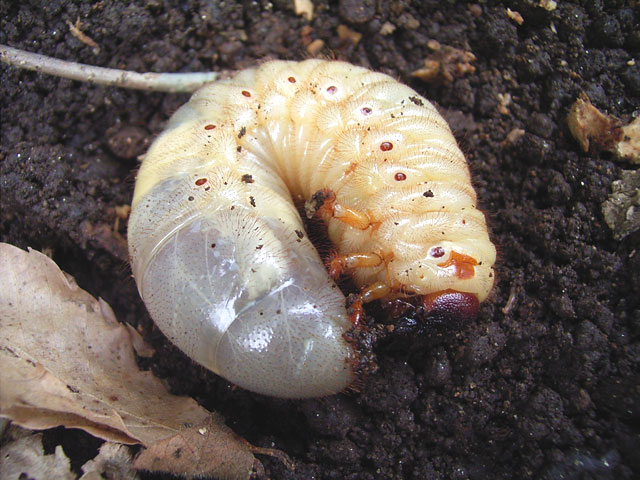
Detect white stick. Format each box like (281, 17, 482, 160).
(0, 44, 220, 93)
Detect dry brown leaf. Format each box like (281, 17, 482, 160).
(0, 428, 74, 480)
(80, 442, 139, 480)
(133, 415, 256, 480)
(0, 243, 210, 446)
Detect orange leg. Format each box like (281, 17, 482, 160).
(328, 252, 383, 278)
(345, 281, 392, 326)
(360, 281, 392, 303)
(306, 189, 371, 230)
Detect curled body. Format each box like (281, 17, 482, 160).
(128, 60, 496, 398)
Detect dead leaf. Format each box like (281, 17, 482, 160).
(133, 414, 293, 480)
(80, 442, 139, 480)
(0, 427, 74, 480)
(133, 415, 257, 480)
(0, 243, 210, 446)
(0, 244, 295, 479)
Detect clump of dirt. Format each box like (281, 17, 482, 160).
(1, 1, 638, 479)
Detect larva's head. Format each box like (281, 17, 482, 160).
(347, 194, 497, 311)
(414, 241, 496, 321)
(382, 232, 496, 307)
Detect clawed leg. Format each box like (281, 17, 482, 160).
(345, 281, 392, 326)
(305, 189, 371, 230)
(327, 251, 383, 279)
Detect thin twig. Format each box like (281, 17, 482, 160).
(0, 44, 219, 93)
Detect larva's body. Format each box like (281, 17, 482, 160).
(128, 60, 496, 398)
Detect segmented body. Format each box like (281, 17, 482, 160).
(128, 60, 496, 398)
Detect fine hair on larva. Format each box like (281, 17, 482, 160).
(127, 59, 496, 398)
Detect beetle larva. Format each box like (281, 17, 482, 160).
(128, 59, 496, 398)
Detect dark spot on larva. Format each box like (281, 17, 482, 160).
(211, 243, 216, 248)
(242, 90, 251, 97)
(259, 311, 264, 315)
(238, 126, 247, 138)
(241, 174, 254, 183)
(408, 95, 424, 106)
(204, 124, 216, 130)
(390, 113, 395, 118)
(327, 85, 337, 94)
(430, 246, 445, 258)
(188, 196, 194, 201)
(249, 196, 256, 207)
(67, 385, 79, 393)
(462, 219, 466, 224)
(174, 448, 182, 459)
(380, 141, 393, 151)
(394, 222, 399, 226)
(237, 146, 242, 152)
(423, 190, 434, 197)
(394, 172, 407, 181)
(195, 178, 207, 186)
(295, 229, 304, 239)
(251, 268, 256, 272)
(230, 206, 235, 210)
(288, 76, 296, 83)
(361, 107, 372, 115)
(489, 272, 494, 278)
(256, 244, 264, 250)
(276, 309, 281, 314)
(204, 186, 210, 191)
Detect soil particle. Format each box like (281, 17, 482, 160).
(1, 1, 639, 479)
(339, 0, 376, 25)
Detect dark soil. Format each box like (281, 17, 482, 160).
(1, 1, 639, 479)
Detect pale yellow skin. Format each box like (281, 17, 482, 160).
(128, 60, 496, 398)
